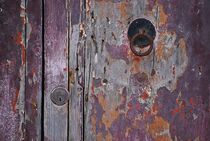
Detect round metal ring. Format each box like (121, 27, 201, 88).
(130, 32, 154, 56)
(128, 18, 156, 57)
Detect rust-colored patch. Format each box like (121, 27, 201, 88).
(189, 97, 196, 106)
(155, 32, 175, 61)
(95, 0, 121, 3)
(86, 0, 91, 14)
(96, 132, 103, 141)
(98, 94, 120, 129)
(149, 2, 168, 27)
(117, 2, 128, 20)
(91, 80, 95, 95)
(130, 57, 141, 74)
(172, 65, 176, 77)
(171, 100, 186, 116)
(102, 109, 119, 129)
(155, 135, 172, 141)
(69, 69, 75, 84)
(148, 116, 171, 141)
(105, 132, 112, 141)
(91, 113, 97, 134)
(178, 38, 187, 48)
(155, 40, 164, 61)
(141, 91, 149, 100)
(151, 103, 158, 115)
(15, 32, 25, 64)
(12, 89, 19, 112)
(158, 4, 168, 26)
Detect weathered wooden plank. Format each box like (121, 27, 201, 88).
(44, 0, 68, 140)
(0, 0, 25, 140)
(68, 0, 85, 140)
(84, 0, 210, 141)
(25, 0, 42, 140)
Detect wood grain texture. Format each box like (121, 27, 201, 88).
(44, 0, 68, 140)
(84, 0, 210, 141)
(0, 0, 25, 140)
(68, 0, 85, 140)
(25, 0, 42, 140)
(0, 0, 209, 140)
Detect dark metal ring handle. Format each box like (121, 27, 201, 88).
(127, 18, 156, 57)
(130, 32, 154, 56)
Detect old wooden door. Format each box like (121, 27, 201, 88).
(0, 0, 210, 141)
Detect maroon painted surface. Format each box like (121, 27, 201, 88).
(0, 0, 25, 140)
(149, 1, 210, 140)
(152, 1, 210, 140)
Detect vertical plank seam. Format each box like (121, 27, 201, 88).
(82, 0, 86, 141)
(67, 0, 70, 140)
(41, 0, 45, 140)
(23, 0, 27, 139)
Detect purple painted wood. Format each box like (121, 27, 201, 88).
(44, 0, 69, 140)
(0, 0, 210, 140)
(25, 0, 42, 140)
(0, 0, 25, 140)
(84, 0, 210, 141)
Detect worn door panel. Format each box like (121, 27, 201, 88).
(0, 0, 26, 140)
(0, 0, 210, 141)
(25, 0, 43, 140)
(68, 0, 85, 140)
(84, 0, 210, 141)
(44, 0, 68, 140)
(0, 0, 43, 140)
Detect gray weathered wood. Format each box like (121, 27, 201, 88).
(84, 0, 210, 140)
(44, 0, 68, 140)
(25, 0, 42, 140)
(68, 0, 85, 140)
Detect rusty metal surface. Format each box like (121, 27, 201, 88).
(84, 0, 210, 141)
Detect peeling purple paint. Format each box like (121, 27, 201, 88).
(71, 0, 80, 25)
(105, 42, 129, 64)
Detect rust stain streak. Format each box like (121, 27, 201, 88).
(157, 4, 168, 27)
(12, 89, 19, 112)
(16, 32, 26, 65)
